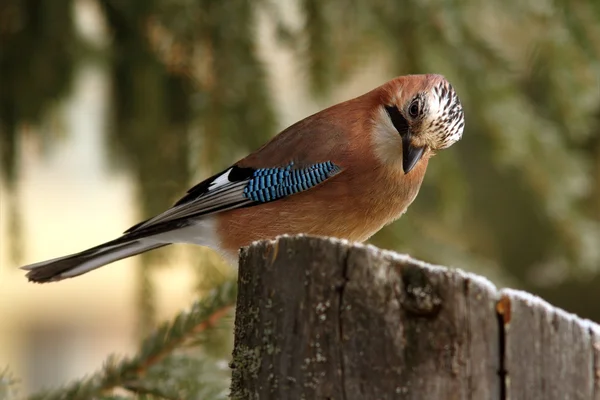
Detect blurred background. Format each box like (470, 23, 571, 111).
(1, 0, 599, 396)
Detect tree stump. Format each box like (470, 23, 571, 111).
(230, 235, 600, 400)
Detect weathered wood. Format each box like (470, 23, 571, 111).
(231, 235, 499, 399)
(340, 244, 500, 399)
(498, 289, 600, 400)
(231, 235, 348, 399)
(230, 235, 600, 399)
(592, 324, 600, 399)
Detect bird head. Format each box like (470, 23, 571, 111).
(372, 74, 465, 174)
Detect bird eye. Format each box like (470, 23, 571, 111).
(408, 99, 420, 118)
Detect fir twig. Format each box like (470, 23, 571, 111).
(96, 396, 133, 400)
(26, 279, 237, 400)
(0, 367, 19, 400)
(122, 380, 179, 400)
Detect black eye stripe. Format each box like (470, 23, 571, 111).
(384, 81, 464, 147)
(385, 105, 409, 136)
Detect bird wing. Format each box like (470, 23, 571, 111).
(125, 160, 342, 233)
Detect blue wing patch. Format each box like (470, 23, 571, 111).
(124, 160, 341, 233)
(243, 161, 341, 203)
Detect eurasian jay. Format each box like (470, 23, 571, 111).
(22, 74, 465, 283)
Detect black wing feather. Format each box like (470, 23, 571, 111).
(124, 161, 341, 234)
(124, 165, 255, 234)
(173, 166, 255, 207)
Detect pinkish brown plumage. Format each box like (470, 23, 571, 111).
(22, 74, 464, 283)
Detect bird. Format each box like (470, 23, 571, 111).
(22, 74, 465, 283)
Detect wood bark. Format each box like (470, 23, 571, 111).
(230, 235, 600, 400)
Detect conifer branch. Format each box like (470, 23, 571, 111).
(26, 279, 237, 400)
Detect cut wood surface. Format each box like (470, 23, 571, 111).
(230, 235, 600, 400)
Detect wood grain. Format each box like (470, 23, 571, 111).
(231, 236, 499, 399)
(499, 289, 599, 400)
(230, 235, 599, 400)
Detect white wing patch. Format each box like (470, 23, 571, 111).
(130, 168, 250, 231)
(126, 161, 343, 234)
(208, 168, 233, 191)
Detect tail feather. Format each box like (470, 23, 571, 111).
(22, 239, 168, 283)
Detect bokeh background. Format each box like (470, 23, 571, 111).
(1, 0, 599, 396)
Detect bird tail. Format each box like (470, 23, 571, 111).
(21, 238, 168, 283)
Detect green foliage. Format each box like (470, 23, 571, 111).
(0, 0, 76, 184)
(1, 0, 600, 396)
(0, 368, 19, 400)
(25, 279, 236, 400)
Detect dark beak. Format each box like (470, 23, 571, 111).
(402, 132, 425, 174)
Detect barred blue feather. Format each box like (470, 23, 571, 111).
(122, 161, 341, 232)
(243, 161, 340, 203)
